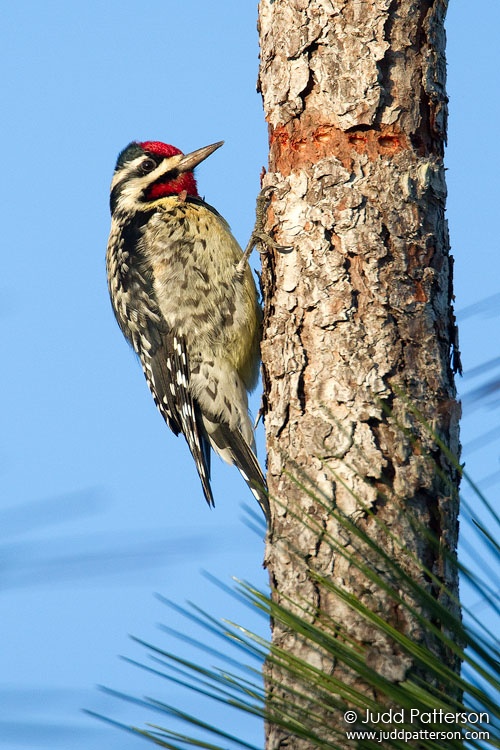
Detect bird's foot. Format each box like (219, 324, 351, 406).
(236, 187, 293, 276)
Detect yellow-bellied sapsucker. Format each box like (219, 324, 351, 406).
(106, 139, 268, 517)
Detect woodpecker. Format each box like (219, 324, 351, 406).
(106, 139, 268, 518)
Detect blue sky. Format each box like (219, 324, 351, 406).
(1, 2, 498, 748)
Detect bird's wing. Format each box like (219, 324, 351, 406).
(139, 332, 214, 507)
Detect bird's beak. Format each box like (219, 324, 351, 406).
(177, 141, 224, 172)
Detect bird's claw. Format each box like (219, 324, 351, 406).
(236, 187, 293, 275)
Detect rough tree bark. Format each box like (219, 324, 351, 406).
(257, 0, 461, 747)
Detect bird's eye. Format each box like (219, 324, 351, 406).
(141, 158, 156, 173)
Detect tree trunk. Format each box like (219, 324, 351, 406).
(257, 0, 461, 747)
